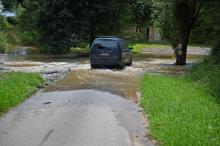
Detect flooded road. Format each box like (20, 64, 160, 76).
(46, 66, 141, 103)
(0, 49, 198, 146)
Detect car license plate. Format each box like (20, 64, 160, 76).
(100, 53, 110, 56)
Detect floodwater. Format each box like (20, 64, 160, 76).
(46, 68, 141, 103)
(1, 47, 195, 103)
(0, 46, 204, 146)
(0, 46, 86, 63)
(44, 59, 193, 103)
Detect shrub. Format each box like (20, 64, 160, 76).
(6, 33, 17, 45)
(17, 31, 40, 46)
(189, 42, 220, 100)
(0, 32, 7, 53)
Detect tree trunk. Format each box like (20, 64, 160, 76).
(176, 42, 187, 65)
(176, 28, 191, 66)
(176, 47, 187, 65)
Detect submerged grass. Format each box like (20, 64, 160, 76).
(0, 72, 43, 114)
(141, 74, 220, 146)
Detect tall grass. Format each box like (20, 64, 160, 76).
(141, 75, 220, 146)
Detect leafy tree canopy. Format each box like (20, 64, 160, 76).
(38, 0, 128, 53)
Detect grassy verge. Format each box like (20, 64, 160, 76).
(70, 43, 90, 57)
(130, 42, 170, 53)
(130, 42, 211, 53)
(141, 74, 220, 146)
(0, 72, 43, 114)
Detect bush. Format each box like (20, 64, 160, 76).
(5, 33, 17, 45)
(0, 32, 7, 53)
(6, 17, 17, 26)
(17, 31, 40, 46)
(190, 60, 220, 100)
(189, 42, 220, 100)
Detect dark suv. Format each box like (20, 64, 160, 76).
(90, 36, 133, 69)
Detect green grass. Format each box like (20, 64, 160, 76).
(0, 72, 43, 114)
(130, 42, 211, 53)
(141, 74, 220, 146)
(189, 55, 220, 100)
(130, 42, 170, 53)
(68, 42, 90, 56)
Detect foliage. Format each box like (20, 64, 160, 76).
(172, 0, 204, 64)
(0, 15, 8, 31)
(38, 0, 128, 53)
(5, 33, 17, 45)
(150, 0, 206, 65)
(189, 0, 220, 99)
(0, 32, 7, 53)
(0, 72, 43, 114)
(17, 30, 40, 46)
(189, 42, 220, 99)
(158, 1, 179, 48)
(141, 74, 220, 146)
(2, 0, 220, 55)
(190, 1, 220, 44)
(1, 0, 38, 12)
(120, 4, 135, 31)
(2, 0, 41, 46)
(6, 17, 17, 26)
(131, 0, 151, 32)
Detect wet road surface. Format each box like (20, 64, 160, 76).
(0, 90, 153, 146)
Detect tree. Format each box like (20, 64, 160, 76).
(132, 0, 151, 34)
(159, 1, 179, 48)
(1, 0, 40, 12)
(190, 0, 220, 45)
(151, 0, 204, 65)
(172, 0, 204, 65)
(38, 0, 128, 53)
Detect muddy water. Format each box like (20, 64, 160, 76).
(46, 68, 141, 103)
(0, 46, 87, 63)
(1, 46, 195, 103)
(45, 59, 192, 103)
(0, 53, 87, 63)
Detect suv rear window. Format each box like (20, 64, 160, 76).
(92, 39, 118, 50)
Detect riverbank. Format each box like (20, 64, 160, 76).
(140, 74, 220, 146)
(0, 72, 43, 114)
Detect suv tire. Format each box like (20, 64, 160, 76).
(127, 58, 132, 66)
(119, 60, 125, 69)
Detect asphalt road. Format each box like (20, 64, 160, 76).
(0, 90, 154, 146)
